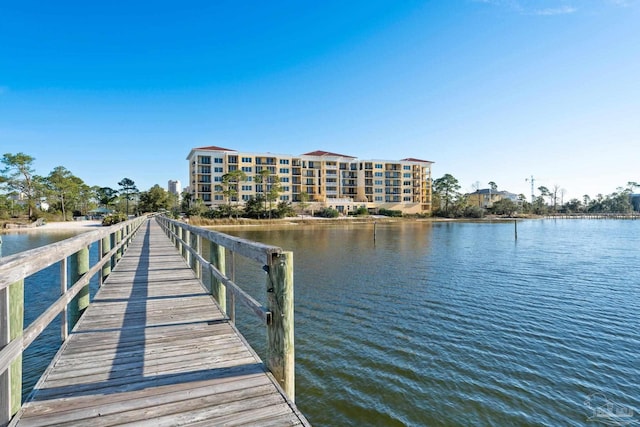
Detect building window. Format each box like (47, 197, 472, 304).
(198, 156, 211, 164)
(279, 159, 290, 165)
(280, 168, 289, 174)
(403, 165, 411, 170)
(228, 156, 238, 163)
(375, 172, 383, 177)
(375, 188, 383, 193)
(404, 173, 411, 178)
(214, 158, 223, 164)
(242, 167, 253, 172)
(375, 196, 383, 201)
(281, 177, 289, 183)
(242, 157, 252, 163)
(375, 163, 383, 169)
(214, 167, 224, 173)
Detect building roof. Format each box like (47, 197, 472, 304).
(301, 150, 356, 158)
(195, 146, 235, 151)
(401, 157, 434, 164)
(469, 189, 518, 197)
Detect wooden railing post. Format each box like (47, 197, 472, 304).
(60, 259, 68, 342)
(177, 226, 183, 255)
(101, 234, 112, 282)
(192, 233, 200, 276)
(69, 246, 89, 331)
(266, 252, 295, 402)
(229, 252, 236, 323)
(0, 279, 24, 423)
(115, 229, 123, 264)
(183, 229, 191, 265)
(209, 241, 226, 314)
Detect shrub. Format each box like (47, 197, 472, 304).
(378, 208, 403, 217)
(316, 207, 339, 218)
(464, 205, 485, 218)
(102, 213, 127, 226)
(355, 206, 369, 216)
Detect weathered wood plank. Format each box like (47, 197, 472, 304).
(10, 219, 309, 427)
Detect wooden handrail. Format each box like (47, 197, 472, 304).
(155, 216, 295, 401)
(0, 216, 147, 425)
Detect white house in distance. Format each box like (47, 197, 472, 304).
(186, 146, 434, 215)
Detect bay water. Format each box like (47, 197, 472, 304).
(223, 219, 640, 426)
(4, 219, 639, 425)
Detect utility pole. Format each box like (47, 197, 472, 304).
(526, 176, 535, 204)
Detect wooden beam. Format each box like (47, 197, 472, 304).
(266, 252, 295, 402)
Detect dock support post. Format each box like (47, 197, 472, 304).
(102, 234, 112, 282)
(69, 246, 90, 331)
(183, 229, 191, 265)
(266, 252, 295, 402)
(115, 229, 123, 264)
(209, 241, 226, 314)
(0, 279, 24, 423)
(60, 259, 68, 342)
(191, 233, 199, 276)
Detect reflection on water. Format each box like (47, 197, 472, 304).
(223, 220, 640, 426)
(7, 220, 640, 425)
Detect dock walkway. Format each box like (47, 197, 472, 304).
(10, 220, 308, 426)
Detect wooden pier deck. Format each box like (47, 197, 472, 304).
(9, 220, 308, 426)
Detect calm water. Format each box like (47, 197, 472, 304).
(5, 220, 640, 426)
(223, 220, 640, 426)
(1, 230, 100, 399)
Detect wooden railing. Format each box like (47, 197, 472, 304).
(155, 216, 295, 402)
(0, 216, 147, 425)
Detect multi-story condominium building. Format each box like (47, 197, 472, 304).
(167, 180, 182, 201)
(187, 146, 433, 214)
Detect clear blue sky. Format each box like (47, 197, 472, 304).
(1, 0, 638, 202)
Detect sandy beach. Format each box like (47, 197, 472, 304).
(2, 220, 103, 233)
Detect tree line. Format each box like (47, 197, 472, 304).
(432, 173, 638, 218)
(0, 152, 178, 222)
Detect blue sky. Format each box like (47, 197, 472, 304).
(1, 0, 638, 201)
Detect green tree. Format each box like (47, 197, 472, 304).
(254, 168, 271, 215)
(46, 166, 82, 221)
(433, 173, 461, 217)
(180, 191, 192, 213)
(298, 191, 310, 217)
(490, 198, 517, 216)
(1, 152, 39, 219)
(221, 169, 247, 218)
(266, 175, 282, 219)
(138, 184, 170, 213)
(95, 187, 119, 209)
(118, 178, 138, 215)
(537, 186, 550, 206)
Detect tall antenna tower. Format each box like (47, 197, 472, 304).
(525, 176, 535, 203)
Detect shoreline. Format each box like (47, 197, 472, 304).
(1, 220, 103, 234)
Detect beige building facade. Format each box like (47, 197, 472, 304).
(187, 146, 433, 214)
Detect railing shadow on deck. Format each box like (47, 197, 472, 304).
(154, 216, 296, 402)
(0, 216, 148, 425)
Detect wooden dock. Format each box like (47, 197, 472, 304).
(9, 220, 309, 426)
